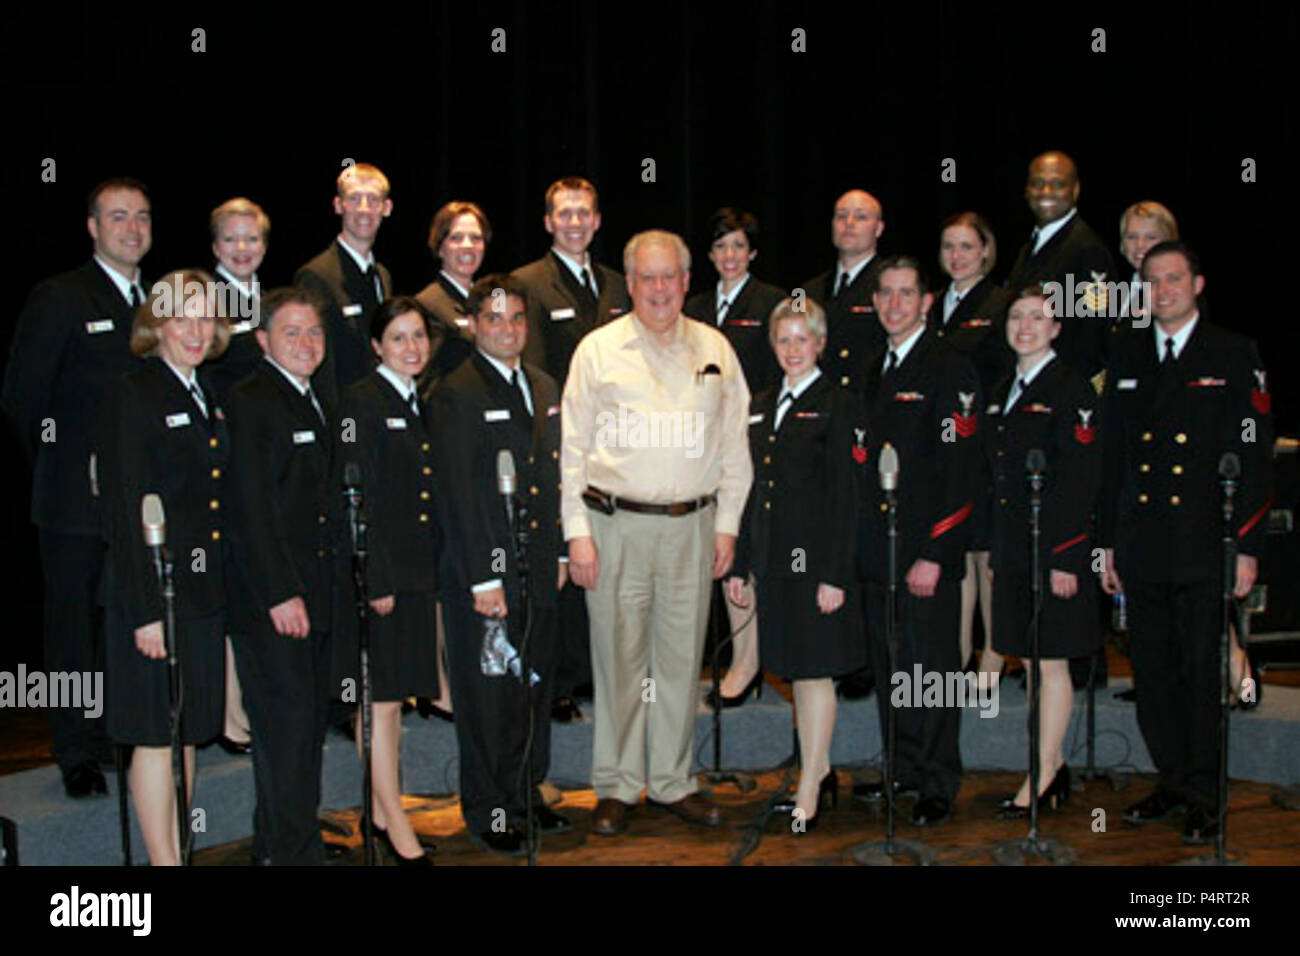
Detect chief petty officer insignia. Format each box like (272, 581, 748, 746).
(853, 427, 868, 464)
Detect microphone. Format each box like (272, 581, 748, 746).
(878, 442, 899, 493)
(142, 493, 166, 583)
(342, 461, 363, 550)
(497, 449, 518, 530)
(1026, 448, 1046, 496)
(1219, 452, 1240, 499)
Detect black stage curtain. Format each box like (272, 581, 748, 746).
(2, 2, 1295, 667)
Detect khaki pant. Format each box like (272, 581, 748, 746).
(586, 505, 714, 803)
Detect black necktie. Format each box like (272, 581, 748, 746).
(1010, 377, 1027, 409)
(190, 383, 208, 419)
(509, 369, 532, 421)
(1029, 227, 1041, 254)
(716, 298, 730, 325)
(775, 390, 794, 429)
(1162, 337, 1176, 364)
(363, 264, 382, 306)
(884, 350, 898, 376)
(409, 392, 421, 419)
(834, 271, 849, 299)
(579, 267, 598, 311)
(306, 385, 325, 425)
(128, 285, 141, 308)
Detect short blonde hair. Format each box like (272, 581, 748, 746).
(1119, 201, 1178, 241)
(337, 163, 391, 198)
(769, 296, 827, 345)
(210, 197, 270, 241)
(131, 269, 230, 360)
(623, 229, 691, 275)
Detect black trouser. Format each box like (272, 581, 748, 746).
(1127, 579, 1221, 812)
(231, 624, 332, 865)
(551, 581, 591, 698)
(38, 528, 109, 771)
(866, 577, 963, 802)
(443, 597, 556, 834)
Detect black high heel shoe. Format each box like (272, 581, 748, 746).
(417, 698, 454, 722)
(376, 826, 433, 866)
(775, 771, 838, 816)
(216, 735, 252, 756)
(998, 764, 1070, 819)
(358, 813, 438, 853)
(704, 670, 764, 710)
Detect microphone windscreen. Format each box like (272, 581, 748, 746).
(1219, 453, 1241, 480)
(142, 493, 166, 547)
(1026, 448, 1047, 474)
(343, 461, 361, 488)
(497, 449, 517, 494)
(878, 442, 899, 491)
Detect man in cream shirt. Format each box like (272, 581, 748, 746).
(562, 230, 752, 835)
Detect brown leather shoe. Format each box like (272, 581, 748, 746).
(648, 792, 722, 827)
(592, 798, 631, 836)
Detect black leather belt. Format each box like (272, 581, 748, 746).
(583, 486, 716, 517)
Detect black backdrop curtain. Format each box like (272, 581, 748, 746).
(2, 1, 1295, 668)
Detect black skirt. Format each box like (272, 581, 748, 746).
(992, 570, 1100, 659)
(332, 589, 440, 701)
(756, 576, 868, 680)
(106, 608, 224, 746)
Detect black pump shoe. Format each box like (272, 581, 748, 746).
(774, 771, 838, 815)
(998, 764, 1070, 819)
(704, 670, 764, 709)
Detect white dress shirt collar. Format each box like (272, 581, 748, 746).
(886, 322, 926, 369)
(1155, 312, 1199, 361)
(375, 362, 417, 404)
(337, 236, 375, 272)
(94, 255, 143, 304)
(1032, 207, 1077, 255)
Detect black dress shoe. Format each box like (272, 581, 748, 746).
(216, 735, 252, 756)
(909, 796, 951, 826)
(852, 778, 918, 805)
(704, 670, 764, 710)
(1182, 806, 1220, 845)
(63, 762, 107, 798)
(550, 696, 583, 723)
(530, 804, 573, 834)
(1124, 789, 1186, 824)
(472, 826, 527, 857)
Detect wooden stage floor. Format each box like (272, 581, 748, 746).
(193, 767, 1300, 866)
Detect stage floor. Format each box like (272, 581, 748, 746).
(193, 768, 1300, 866)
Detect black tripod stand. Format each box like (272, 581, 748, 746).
(994, 449, 1075, 865)
(853, 443, 935, 865)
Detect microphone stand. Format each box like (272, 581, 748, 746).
(854, 445, 935, 865)
(994, 455, 1074, 864)
(1187, 462, 1241, 865)
(508, 484, 537, 867)
(155, 544, 190, 865)
(703, 596, 757, 794)
(346, 480, 376, 867)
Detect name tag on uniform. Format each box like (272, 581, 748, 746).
(86, 319, 114, 334)
(230, 320, 254, 334)
(386, 417, 408, 429)
(986, 404, 1001, 414)
(455, 317, 470, 328)
(484, 409, 511, 422)
(850, 305, 872, 314)
(749, 413, 765, 424)
(547, 404, 561, 417)
(293, 430, 316, 444)
(1117, 378, 1138, 390)
(550, 308, 575, 321)
(165, 412, 191, 428)
(343, 304, 364, 317)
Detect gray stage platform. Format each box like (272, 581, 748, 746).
(3, 678, 1297, 865)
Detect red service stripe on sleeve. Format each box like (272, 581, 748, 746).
(1237, 499, 1272, 539)
(1051, 532, 1088, 555)
(930, 502, 973, 539)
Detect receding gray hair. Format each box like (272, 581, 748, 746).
(623, 229, 691, 275)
